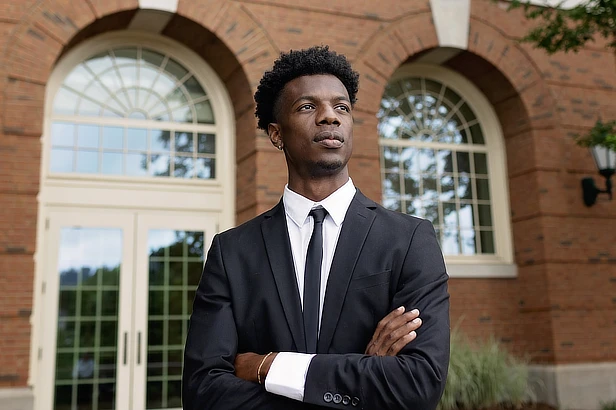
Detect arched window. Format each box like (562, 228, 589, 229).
(49, 46, 217, 179)
(378, 65, 515, 277)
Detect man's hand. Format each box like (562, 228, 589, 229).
(235, 352, 278, 383)
(365, 306, 421, 356)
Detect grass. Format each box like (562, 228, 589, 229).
(438, 330, 534, 410)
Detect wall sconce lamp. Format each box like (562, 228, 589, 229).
(582, 145, 615, 207)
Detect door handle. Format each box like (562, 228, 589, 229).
(123, 332, 128, 365)
(137, 331, 142, 365)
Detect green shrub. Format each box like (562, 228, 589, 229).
(601, 400, 616, 410)
(438, 330, 534, 410)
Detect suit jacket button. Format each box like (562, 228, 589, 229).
(324, 392, 333, 403)
(333, 394, 342, 404)
(351, 396, 360, 407)
(342, 395, 351, 405)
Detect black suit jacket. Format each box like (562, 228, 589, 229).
(183, 190, 450, 410)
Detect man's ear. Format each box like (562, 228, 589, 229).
(268, 123, 283, 150)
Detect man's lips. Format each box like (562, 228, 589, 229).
(314, 131, 344, 148)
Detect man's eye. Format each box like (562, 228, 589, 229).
(299, 104, 314, 110)
(336, 105, 350, 112)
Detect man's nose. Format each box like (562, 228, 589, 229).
(317, 105, 340, 125)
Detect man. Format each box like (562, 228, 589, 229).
(183, 46, 450, 410)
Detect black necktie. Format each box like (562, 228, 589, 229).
(304, 207, 327, 354)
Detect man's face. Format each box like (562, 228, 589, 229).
(269, 74, 353, 179)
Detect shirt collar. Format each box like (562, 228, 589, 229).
(283, 178, 356, 228)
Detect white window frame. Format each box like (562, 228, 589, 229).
(381, 64, 516, 278)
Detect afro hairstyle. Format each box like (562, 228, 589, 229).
(254, 45, 359, 132)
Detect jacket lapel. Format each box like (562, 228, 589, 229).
(318, 190, 377, 353)
(261, 200, 307, 353)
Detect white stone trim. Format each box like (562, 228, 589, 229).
(529, 362, 616, 410)
(446, 263, 517, 278)
(384, 64, 516, 277)
(138, 0, 178, 13)
(128, 9, 174, 33)
(524, 0, 585, 8)
(0, 388, 34, 410)
(429, 0, 471, 50)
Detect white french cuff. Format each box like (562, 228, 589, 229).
(264, 352, 316, 401)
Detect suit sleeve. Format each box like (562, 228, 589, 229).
(182, 234, 313, 410)
(303, 219, 450, 410)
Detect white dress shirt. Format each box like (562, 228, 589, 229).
(264, 178, 356, 401)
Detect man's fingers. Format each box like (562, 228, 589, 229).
(374, 309, 420, 346)
(366, 308, 421, 355)
(386, 331, 417, 356)
(373, 306, 406, 341)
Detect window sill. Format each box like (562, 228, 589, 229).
(445, 262, 517, 278)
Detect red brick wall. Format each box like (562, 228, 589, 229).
(1, 0, 615, 387)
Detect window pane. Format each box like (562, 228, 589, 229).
(442, 228, 460, 254)
(403, 174, 419, 197)
(382, 146, 400, 172)
(476, 178, 491, 200)
(418, 149, 435, 174)
(383, 197, 401, 212)
(456, 151, 471, 174)
(102, 152, 123, 175)
(442, 202, 457, 228)
(151, 130, 171, 152)
(195, 100, 215, 124)
(141, 49, 165, 68)
(458, 203, 475, 229)
(461, 230, 477, 255)
(127, 128, 147, 151)
(184, 76, 207, 100)
(197, 133, 216, 154)
(77, 125, 99, 149)
(470, 123, 485, 145)
(175, 132, 193, 153)
(103, 126, 123, 150)
(423, 201, 440, 225)
(150, 155, 170, 177)
(53, 87, 79, 115)
(126, 153, 147, 176)
(194, 158, 215, 179)
(422, 175, 438, 201)
(165, 58, 189, 81)
(480, 230, 495, 254)
(474, 153, 488, 175)
(440, 175, 455, 201)
(114, 48, 138, 64)
(171, 105, 193, 122)
(76, 151, 98, 173)
(478, 204, 493, 227)
(173, 156, 193, 178)
(51, 122, 75, 146)
(457, 175, 472, 200)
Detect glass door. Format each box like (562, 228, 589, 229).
(42, 211, 216, 410)
(132, 214, 216, 410)
(43, 212, 135, 410)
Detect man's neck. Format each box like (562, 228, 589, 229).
(287, 173, 349, 202)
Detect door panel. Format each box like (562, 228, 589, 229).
(133, 215, 216, 410)
(43, 212, 135, 410)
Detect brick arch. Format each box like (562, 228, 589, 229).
(0, 0, 281, 222)
(352, 13, 559, 130)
